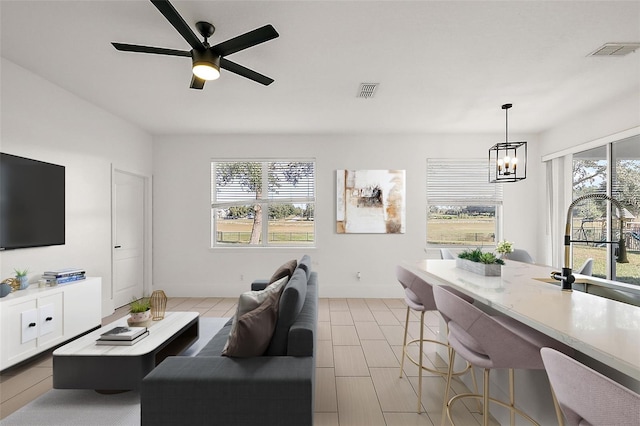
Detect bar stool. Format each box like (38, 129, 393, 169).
(502, 249, 535, 263)
(440, 248, 456, 259)
(396, 265, 477, 413)
(541, 348, 640, 426)
(433, 285, 574, 426)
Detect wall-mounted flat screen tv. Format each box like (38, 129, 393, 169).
(0, 153, 65, 250)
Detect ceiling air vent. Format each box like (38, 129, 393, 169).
(357, 83, 379, 98)
(588, 43, 640, 57)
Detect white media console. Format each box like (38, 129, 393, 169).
(0, 277, 101, 371)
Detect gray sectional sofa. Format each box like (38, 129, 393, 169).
(141, 255, 318, 426)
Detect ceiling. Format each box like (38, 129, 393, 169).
(1, 1, 639, 136)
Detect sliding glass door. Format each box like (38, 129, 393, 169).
(572, 136, 639, 285)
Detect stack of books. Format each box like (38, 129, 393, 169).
(96, 326, 149, 346)
(42, 268, 86, 285)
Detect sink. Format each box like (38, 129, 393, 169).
(533, 277, 640, 307)
(533, 277, 596, 285)
(533, 277, 561, 285)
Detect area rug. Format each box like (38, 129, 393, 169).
(1, 317, 229, 426)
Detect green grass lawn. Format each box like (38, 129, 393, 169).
(216, 218, 315, 244)
(427, 217, 495, 245)
(573, 245, 640, 285)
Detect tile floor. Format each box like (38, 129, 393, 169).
(0, 297, 495, 425)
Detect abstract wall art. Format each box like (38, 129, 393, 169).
(336, 169, 406, 234)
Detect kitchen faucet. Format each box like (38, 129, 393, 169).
(551, 193, 629, 291)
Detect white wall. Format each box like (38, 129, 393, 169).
(153, 133, 541, 298)
(0, 58, 153, 315)
(539, 91, 640, 156)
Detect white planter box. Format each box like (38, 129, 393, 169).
(456, 258, 502, 276)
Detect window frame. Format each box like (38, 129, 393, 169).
(426, 158, 504, 247)
(211, 158, 316, 248)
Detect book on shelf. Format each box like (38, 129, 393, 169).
(43, 275, 86, 285)
(96, 331, 149, 346)
(42, 268, 85, 277)
(99, 326, 147, 341)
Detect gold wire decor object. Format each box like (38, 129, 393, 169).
(3, 278, 20, 292)
(150, 290, 167, 320)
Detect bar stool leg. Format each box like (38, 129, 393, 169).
(443, 323, 482, 414)
(418, 311, 425, 413)
(549, 385, 565, 426)
(483, 368, 490, 426)
(470, 365, 482, 414)
(441, 347, 456, 426)
(399, 306, 410, 378)
(509, 369, 516, 426)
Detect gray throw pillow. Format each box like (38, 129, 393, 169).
(265, 268, 308, 355)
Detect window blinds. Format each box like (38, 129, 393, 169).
(212, 160, 315, 205)
(427, 158, 503, 205)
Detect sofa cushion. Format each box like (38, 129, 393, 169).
(222, 289, 281, 357)
(269, 259, 297, 284)
(287, 272, 317, 357)
(196, 318, 233, 357)
(265, 267, 308, 356)
(297, 255, 312, 281)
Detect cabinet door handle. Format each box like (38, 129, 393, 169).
(114, 245, 122, 249)
(45, 317, 53, 321)
(28, 322, 37, 327)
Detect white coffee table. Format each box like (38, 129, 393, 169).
(53, 311, 199, 391)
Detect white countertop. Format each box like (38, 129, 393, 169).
(406, 259, 640, 382)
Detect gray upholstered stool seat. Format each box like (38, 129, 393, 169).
(541, 347, 640, 426)
(575, 258, 594, 276)
(396, 265, 476, 413)
(434, 285, 574, 426)
(502, 248, 535, 263)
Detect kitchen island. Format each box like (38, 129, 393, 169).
(405, 258, 640, 424)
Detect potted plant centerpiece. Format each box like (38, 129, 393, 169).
(128, 296, 151, 326)
(456, 248, 504, 276)
(14, 268, 29, 290)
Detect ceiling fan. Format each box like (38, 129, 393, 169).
(112, 0, 279, 89)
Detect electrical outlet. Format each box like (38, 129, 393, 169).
(240, 274, 244, 281)
(357, 272, 361, 280)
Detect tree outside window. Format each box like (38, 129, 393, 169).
(211, 160, 315, 247)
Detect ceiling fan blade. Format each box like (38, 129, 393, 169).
(212, 25, 279, 57)
(220, 58, 274, 86)
(151, 0, 204, 51)
(190, 75, 206, 90)
(112, 42, 191, 57)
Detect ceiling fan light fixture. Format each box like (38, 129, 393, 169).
(192, 50, 220, 80)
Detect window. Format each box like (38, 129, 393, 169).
(572, 136, 639, 284)
(427, 159, 503, 246)
(211, 160, 315, 247)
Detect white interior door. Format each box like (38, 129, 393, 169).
(112, 170, 145, 308)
